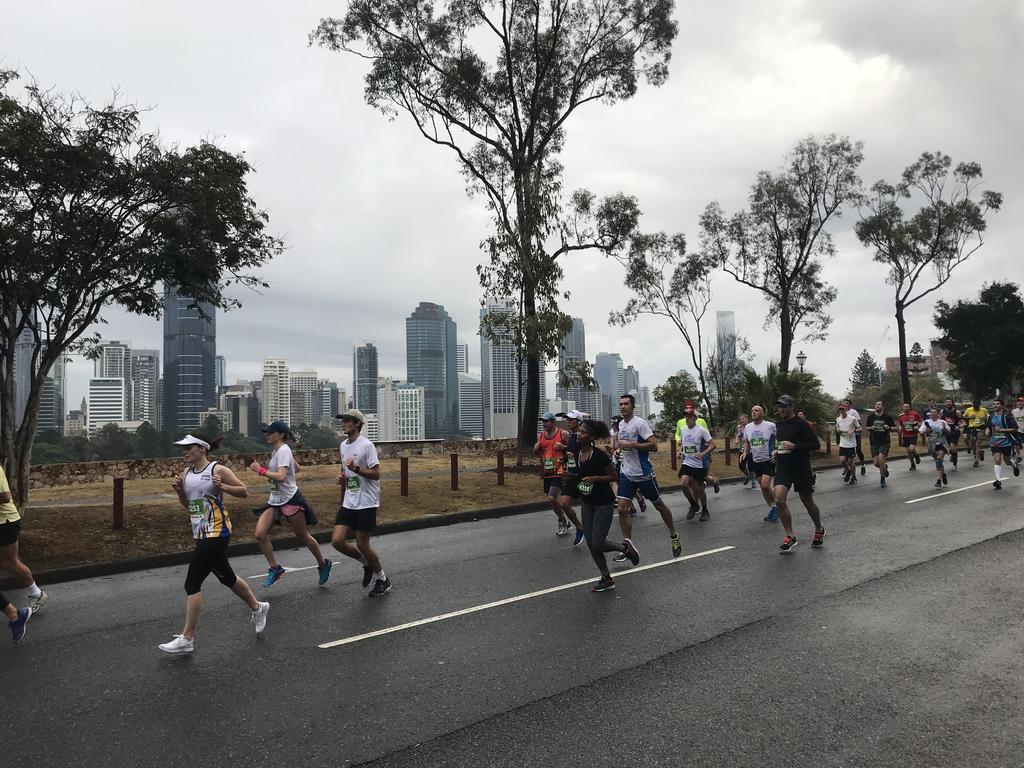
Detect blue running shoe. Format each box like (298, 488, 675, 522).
(10, 607, 30, 643)
(764, 505, 779, 522)
(263, 565, 286, 587)
(880, 477, 887, 488)
(317, 560, 333, 585)
(573, 527, 585, 547)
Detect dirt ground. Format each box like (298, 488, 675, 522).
(13, 444, 913, 572)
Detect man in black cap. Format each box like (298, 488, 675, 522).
(773, 395, 825, 553)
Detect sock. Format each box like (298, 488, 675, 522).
(995, 465, 1002, 481)
(26, 582, 41, 598)
(374, 570, 386, 582)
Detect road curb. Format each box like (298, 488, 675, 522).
(5, 457, 854, 588)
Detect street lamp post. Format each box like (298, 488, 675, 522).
(796, 350, 807, 373)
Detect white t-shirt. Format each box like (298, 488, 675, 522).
(836, 414, 860, 448)
(616, 415, 655, 478)
(743, 420, 777, 463)
(678, 425, 712, 469)
(267, 444, 298, 506)
(919, 418, 949, 446)
(848, 409, 862, 430)
(340, 436, 381, 510)
(1013, 407, 1024, 434)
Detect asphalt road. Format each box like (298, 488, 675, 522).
(5, 460, 1024, 767)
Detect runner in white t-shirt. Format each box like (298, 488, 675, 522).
(249, 420, 330, 588)
(740, 405, 778, 521)
(330, 409, 391, 597)
(677, 412, 716, 521)
(835, 403, 861, 486)
(843, 400, 867, 477)
(919, 408, 950, 488)
(1012, 396, 1024, 461)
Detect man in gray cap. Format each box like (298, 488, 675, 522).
(772, 395, 825, 554)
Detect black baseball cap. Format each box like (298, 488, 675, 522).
(262, 420, 291, 436)
(776, 395, 795, 408)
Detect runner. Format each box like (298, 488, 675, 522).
(962, 399, 988, 467)
(940, 398, 962, 469)
(534, 412, 585, 544)
(2, 592, 30, 643)
(918, 409, 950, 488)
(986, 398, 1020, 490)
(844, 400, 867, 476)
(0, 461, 47, 614)
(158, 434, 268, 654)
(741, 405, 778, 521)
(864, 401, 895, 488)
(835, 402, 861, 485)
(772, 395, 825, 553)
(678, 410, 716, 521)
(610, 416, 641, 522)
(616, 394, 682, 557)
(249, 420, 331, 587)
(1014, 396, 1024, 462)
(556, 410, 590, 548)
(897, 403, 923, 470)
(565, 419, 639, 592)
(797, 410, 816, 433)
(735, 413, 756, 489)
(331, 409, 392, 597)
(675, 401, 719, 498)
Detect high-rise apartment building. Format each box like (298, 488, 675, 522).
(130, 349, 160, 428)
(480, 299, 519, 440)
(457, 337, 470, 375)
(352, 342, 379, 416)
(260, 357, 290, 426)
(162, 287, 217, 432)
(623, 365, 640, 398)
(557, 318, 586, 400)
(289, 369, 319, 427)
(316, 380, 342, 428)
(87, 378, 126, 434)
(377, 379, 425, 441)
(638, 386, 652, 420)
(215, 355, 226, 389)
(457, 373, 483, 439)
(406, 302, 458, 439)
(595, 352, 624, 422)
(221, 383, 259, 437)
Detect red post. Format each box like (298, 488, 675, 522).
(451, 453, 459, 491)
(725, 435, 732, 466)
(112, 477, 124, 530)
(497, 450, 505, 486)
(400, 457, 409, 497)
(670, 439, 677, 471)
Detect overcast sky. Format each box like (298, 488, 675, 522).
(4, 1, 1022, 413)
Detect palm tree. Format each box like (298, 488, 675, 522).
(726, 362, 835, 438)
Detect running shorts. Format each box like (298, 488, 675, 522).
(543, 477, 563, 497)
(560, 478, 581, 500)
(334, 506, 377, 532)
(617, 474, 660, 503)
(0, 520, 20, 548)
(870, 442, 890, 457)
(184, 537, 236, 595)
(679, 464, 708, 482)
(254, 490, 318, 527)
(900, 435, 918, 449)
(991, 445, 1014, 457)
(838, 446, 857, 458)
(750, 459, 775, 478)
(772, 470, 815, 495)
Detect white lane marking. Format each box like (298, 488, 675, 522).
(904, 478, 1012, 504)
(319, 545, 736, 649)
(247, 561, 336, 579)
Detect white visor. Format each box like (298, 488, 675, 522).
(173, 435, 211, 450)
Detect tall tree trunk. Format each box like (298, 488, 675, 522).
(779, 311, 793, 374)
(519, 285, 541, 455)
(895, 302, 912, 405)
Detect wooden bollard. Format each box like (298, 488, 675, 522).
(724, 435, 731, 465)
(451, 453, 459, 491)
(113, 477, 124, 530)
(400, 457, 409, 497)
(670, 439, 677, 471)
(497, 450, 505, 486)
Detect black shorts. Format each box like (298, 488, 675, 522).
(543, 477, 563, 497)
(679, 464, 708, 482)
(991, 445, 1014, 457)
(870, 442, 890, 457)
(839, 446, 857, 458)
(750, 459, 775, 478)
(772, 469, 815, 495)
(335, 506, 378, 532)
(184, 537, 236, 596)
(900, 435, 918, 449)
(560, 477, 581, 500)
(0, 520, 20, 548)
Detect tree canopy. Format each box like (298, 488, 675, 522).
(849, 350, 882, 391)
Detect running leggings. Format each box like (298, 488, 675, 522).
(0, 591, 8, 613)
(184, 537, 237, 595)
(581, 503, 624, 575)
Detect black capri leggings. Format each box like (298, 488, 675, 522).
(185, 537, 237, 596)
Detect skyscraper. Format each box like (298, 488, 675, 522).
(458, 373, 483, 439)
(87, 378, 126, 434)
(215, 355, 226, 390)
(316, 380, 342, 428)
(162, 287, 217, 432)
(557, 318, 586, 401)
(353, 341, 379, 416)
(11, 324, 34, 429)
(480, 298, 519, 439)
(623, 365, 640, 397)
(260, 357, 290, 426)
(377, 378, 425, 441)
(457, 337, 470, 375)
(130, 349, 160, 427)
(406, 302, 458, 439)
(289, 369, 319, 427)
(595, 352, 624, 421)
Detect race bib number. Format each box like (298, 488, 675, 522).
(776, 446, 792, 455)
(566, 456, 577, 469)
(543, 458, 556, 471)
(751, 437, 765, 447)
(346, 476, 360, 491)
(187, 499, 207, 537)
(874, 422, 887, 432)
(579, 481, 593, 496)
(620, 447, 633, 455)
(904, 421, 917, 430)
(683, 444, 698, 455)
(269, 479, 278, 491)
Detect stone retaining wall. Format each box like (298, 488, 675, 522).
(28, 438, 520, 489)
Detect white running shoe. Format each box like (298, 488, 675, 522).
(252, 601, 270, 634)
(28, 590, 48, 613)
(158, 634, 194, 654)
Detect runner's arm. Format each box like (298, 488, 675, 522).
(794, 422, 820, 453)
(635, 432, 658, 452)
(172, 470, 189, 508)
(214, 465, 248, 497)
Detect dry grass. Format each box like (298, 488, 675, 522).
(15, 441, 919, 572)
